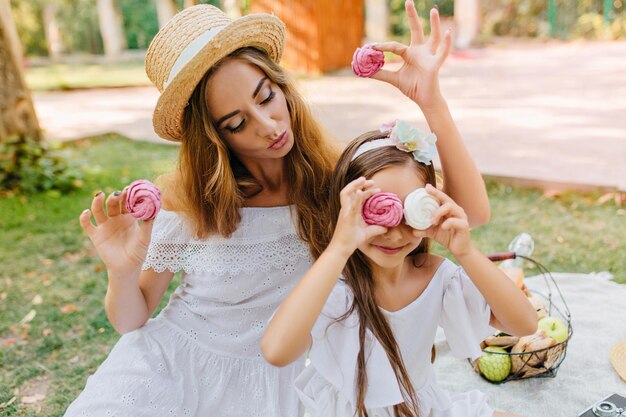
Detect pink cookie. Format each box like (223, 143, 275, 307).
(362, 192, 403, 227)
(351, 44, 385, 78)
(125, 179, 162, 221)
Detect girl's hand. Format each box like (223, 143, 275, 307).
(329, 178, 387, 257)
(79, 189, 154, 279)
(412, 184, 473, 258)
(370, 1, 452, 109)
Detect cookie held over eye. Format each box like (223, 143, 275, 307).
(125, 179, 162, 221)
(403, 188, 439, 230)
(362, 192, 403, 227)
(351, 44, 385, 78)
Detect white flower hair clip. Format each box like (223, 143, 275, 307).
(351, 120, 438, 164)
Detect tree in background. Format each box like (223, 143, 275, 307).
(97, 0, 127, 58)
(0, 0, 41, 141)
(42, 1, 63, 61)
(1, 0, 85, 193)
(389, 0, 454, 36)
(455, 0, 481, 48)
(56, 0, 103, 55)
(365, 0, 389, 41)
(10, 0, 47, 56)
(155, 0, 177, 27)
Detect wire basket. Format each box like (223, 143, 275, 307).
(469, 253, 573, 383)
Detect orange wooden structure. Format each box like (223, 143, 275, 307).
(250, 0, 364, 73)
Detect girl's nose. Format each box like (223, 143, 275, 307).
(382, 226, 403, 241)
(254, 109, 278, 138)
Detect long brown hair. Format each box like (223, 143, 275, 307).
(328, 131, 437, 417)
(158, 47, 338, 258)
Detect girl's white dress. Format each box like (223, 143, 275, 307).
(64, 207, 311, 417)
(295, 259, 497, 417)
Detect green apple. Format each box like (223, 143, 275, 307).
(537, 316, 568, 343)
(478, 346, 512, 382)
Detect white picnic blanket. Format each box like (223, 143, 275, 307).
(435, 271, 626, 417)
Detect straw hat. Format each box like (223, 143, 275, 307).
(146, 5, 285, 142)
(610, 340, 626, 382)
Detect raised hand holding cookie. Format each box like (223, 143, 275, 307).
(369, 1, 452, 110)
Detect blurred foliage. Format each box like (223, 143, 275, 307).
(10, 0, 625, 58)
(0, 136, 84, 194)
(390, 0, 624, 39)
(482, 0, 550, 37)
(480, 0, 625, 39)
(572, 12, 626, 39)
(390, 0, 455, 37)
(10, 0, 47, 56)
(11, 0, 223, 57)
(57, 0, 103, 54)
(120, 0, 159, 50)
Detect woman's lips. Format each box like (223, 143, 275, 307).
(269, 131, 288, 149)
(372, 244, 404, 255)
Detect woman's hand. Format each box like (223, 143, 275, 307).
(329, 178, 387, 258)
(412, 184, 474, 258)
(79, 189, 154, 280)
(370, 1, 452, 109)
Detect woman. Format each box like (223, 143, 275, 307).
(66, 3, 489, 416)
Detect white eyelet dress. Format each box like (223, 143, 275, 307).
(64, 207, 312, 417)
(295, 259, 497, 417)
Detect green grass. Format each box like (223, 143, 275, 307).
(24, 61, 151, 91)
(0, 135, 624, 416)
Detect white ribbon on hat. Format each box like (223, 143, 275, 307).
(163, 25, 227, 90)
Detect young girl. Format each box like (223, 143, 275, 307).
(262, 127, 538, 417)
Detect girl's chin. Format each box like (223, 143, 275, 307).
(365, 251, 406, 267)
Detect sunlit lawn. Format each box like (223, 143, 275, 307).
(24, 61, 151, 91)
(0, 135, 623, 416)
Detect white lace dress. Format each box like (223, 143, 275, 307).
(295, 259, 497, 417)
(64, 206, 312, 417)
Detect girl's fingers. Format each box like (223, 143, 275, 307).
(343, 177, 367, 194)
(427, 8, 441, 54)
(353, 187, 380, 215)
(440, 217, 468, 232)
(340, 178, 365, 205)
(91, 192, 107, 225)
(79, 209, 96, 237)
(370, 68, 400, 87)
(139, 218, 155, 247)
(432, 202, 465, 226)
(120, 187, 129, 214)
(360, 186, 381, 200)
(365, 225, 388, 240)
(436, 29, 453, 66)
(412, 227, 434, 239)
(105, 191, 123, 217)
(431, 203, 454, 226)
(341, 178, 373, 213)
(405, 0, 425, 45)
(371, 41, 408, 57)
(425, 183, 454, 206)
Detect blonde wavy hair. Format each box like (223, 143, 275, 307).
(158, 47, 338, 258)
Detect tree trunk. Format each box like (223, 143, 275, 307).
(42, 2, 63, 61)
(0, 0, 41, 141)
(183, 0, 199, 8)
(155, 0, 178, 28)
(223, 0, 242, 17)
(365, 0, 388, 42)
(96, 0, 127, 59)
(454, 0, 482, 49)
